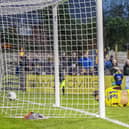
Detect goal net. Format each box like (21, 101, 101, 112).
(0, 0, 102, 118)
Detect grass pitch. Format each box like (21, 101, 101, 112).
(0, 115, 128, 129)
(0, 90, 129, 128)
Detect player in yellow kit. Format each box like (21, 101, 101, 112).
(94, 86, 129, 107)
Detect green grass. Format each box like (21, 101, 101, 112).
(0, 91, 129, 128)
(0, 92, 99, 118)
(0, 115, 129, 129)
(106, 106, 129, 124)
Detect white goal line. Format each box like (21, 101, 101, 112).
(60, 106, 99, 117)
(60, 106, 129, 128)
(105, 117, 129, 128)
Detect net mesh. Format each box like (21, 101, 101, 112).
(0, 0, 98, 118)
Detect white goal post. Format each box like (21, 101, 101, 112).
(1, 0, 129, 127)
(96, 0, 105, 119)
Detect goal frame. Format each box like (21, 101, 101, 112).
(52, 0, 105, 118)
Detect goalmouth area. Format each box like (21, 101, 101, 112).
(0, 0, 129, 128)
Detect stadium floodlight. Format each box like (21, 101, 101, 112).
(0, 0, 129, 128)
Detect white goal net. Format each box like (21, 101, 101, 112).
(0, 0, 102, 118)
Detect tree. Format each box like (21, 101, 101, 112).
(104, 17, 129, 50)
(103, 1, 129, 50)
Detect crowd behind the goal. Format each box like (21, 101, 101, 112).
(15, 48, 129, 77)
(16, 49, 97, 76)
(4, 47, 129, 106)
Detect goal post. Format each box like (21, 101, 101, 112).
(53, 3, 60, 107)
(96, 0, 105, 118)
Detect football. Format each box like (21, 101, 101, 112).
(7, 91, 16, 101)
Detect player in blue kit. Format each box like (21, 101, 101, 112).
(113, 68, 123, 90)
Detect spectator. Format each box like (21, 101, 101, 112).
(110, 59, 118, 75)
(123, 59, 129, 75)
(104, 55, 112, 75)
(68, 52, 78, 75)
(79, 68, 87, 75)
(60, 52, 68, 72)
(78, 51, 93, 70)
(19, 47, 25, 60)
(45, 56, 54, 75)
(33, 64, 42, 75)
(68, 66, 78, 75)
(109, 55, 114, 64)
(68, 52, 78, 66)
(17, 48, 27, 90)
